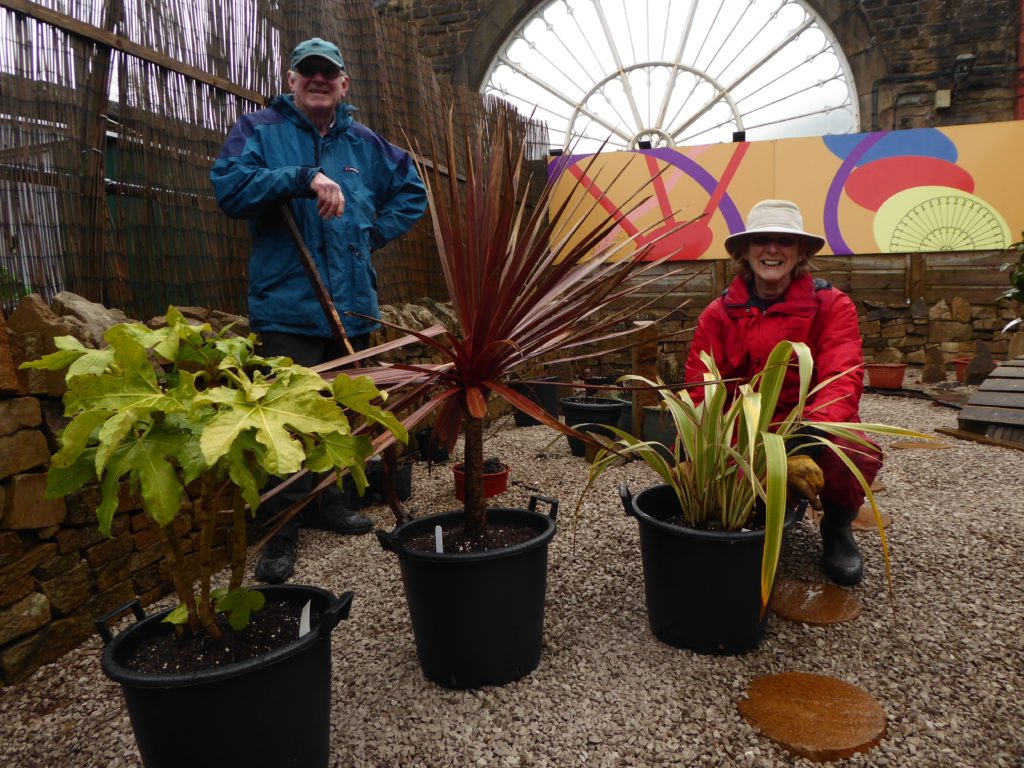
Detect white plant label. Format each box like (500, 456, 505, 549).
(299, 600, 311, 637)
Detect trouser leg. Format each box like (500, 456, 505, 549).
(814, 433, 883, 586)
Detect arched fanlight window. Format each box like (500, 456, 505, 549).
(482, 0, 859, 152)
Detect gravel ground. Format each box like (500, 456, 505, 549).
(2, 368, 1022, 767)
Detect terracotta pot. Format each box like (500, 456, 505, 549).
(865, 363, 906, 389)
(953, 356, 972, 383)
(453, 462, 509, 501)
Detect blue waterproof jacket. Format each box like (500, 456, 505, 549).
(211, 95, 426, 338)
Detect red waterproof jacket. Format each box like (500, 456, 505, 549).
(684, 274, 864, 424)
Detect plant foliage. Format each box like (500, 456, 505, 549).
(22, 307, 405, 638)
(359, 113, 698, 538)
(999, 233, 1024, 333)
(583, 340, 928, 609)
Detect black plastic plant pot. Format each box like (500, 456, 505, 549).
(620, 484, 804, 655)
(559, 396, 627, 457)
(642, 405, 679, 463)
(414, 427, 449, 463)
(95, 585, 354, 768)
(376, 496, 558, 689)
(509, 376, 560, 427)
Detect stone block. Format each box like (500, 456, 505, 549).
(55, 524, 104, 555)
(0, 313, 22, 394)
(950, 297, 972, 323)
(131, 560, 162, 595)
(0, 397, 41, 437)
(0, 431, 50, 480)
(1, 612, 94, 684)
(929, 299, 952, 320)
(39, 561, 93, 615)
(905, 350, 927, 364)
(128, 547, 163, 573)
(0, 575, 34, 608)
(37, 399, 67, 453)
(2, 473, 66, 529)
(51, 291, 130, 348)
(881, 323, 911, 339)
(928, 320, 973, 343)
(84, 532, 133, 570)
(132, 526, 159, 552)
(7, 331, 66, 397)
(858, 320, 881, 335)
(31, 550, 80, 581)
(0, 531, 23, 567)
(95, 554, 132, 591)
(0, 543, 56, 593)
(0, 591, 50, 645)
(63, 485, 102, 526)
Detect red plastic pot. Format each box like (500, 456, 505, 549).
(453, 463, 509, 502)
(953, 356, 971, 383)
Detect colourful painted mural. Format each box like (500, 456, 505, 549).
(548, 121, 1023, 259)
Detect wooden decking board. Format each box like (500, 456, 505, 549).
(957, 356, 1024, 445)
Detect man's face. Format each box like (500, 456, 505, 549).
(288, 56, 350, 117)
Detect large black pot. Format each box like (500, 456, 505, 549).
(559, 396, 627, 457)
(376, 496, 558, 689)
(95, 585, 353, 768)
(509, 376, 561, 427)
(620, 484, 804, 655)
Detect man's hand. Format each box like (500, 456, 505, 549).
(309, 172, 345, 219)
(787, 455, 823, 510)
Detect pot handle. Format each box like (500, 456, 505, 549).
(94, 599, 147, 646)
(618, 484, 636, 518)
(376, 528, 398, 553)
(528, 494, 559, 522)
(318, 590, 355, 638)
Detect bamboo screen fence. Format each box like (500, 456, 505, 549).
(0, 0, 547, 319)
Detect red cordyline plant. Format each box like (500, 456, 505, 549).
(353, 115, 698, 539)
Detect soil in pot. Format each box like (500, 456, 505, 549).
(127, 599, 310, 674)
(403, 519, 537, 553)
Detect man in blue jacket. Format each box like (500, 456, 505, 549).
(211, 37, 427, 583)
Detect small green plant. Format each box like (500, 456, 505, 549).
(582, 340, 927, 609)
(22, 307, 405, 638)
(0, 264, 31, 311)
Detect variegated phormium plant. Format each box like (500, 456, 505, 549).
(22, 307, 405, 639)
(584, 339, 928, 610)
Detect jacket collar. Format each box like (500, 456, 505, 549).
(723, 273, 817, 314)
(272, 94, 355, 135)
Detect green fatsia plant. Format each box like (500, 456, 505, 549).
(583, 339, 929, 609)
(22, 307, 405, 638)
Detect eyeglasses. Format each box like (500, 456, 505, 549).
(296, 61, 343, 80)
(750, 235, 798, 248)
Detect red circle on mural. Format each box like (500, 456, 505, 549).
(845, 156, 974, 211)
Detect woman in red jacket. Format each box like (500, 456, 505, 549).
(684, 199, 882, 586)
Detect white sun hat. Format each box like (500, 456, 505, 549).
(724, 199, 826, 256)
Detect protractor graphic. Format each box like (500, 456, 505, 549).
(873, 186, 1011, 252)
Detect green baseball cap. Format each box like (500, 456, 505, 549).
(290, 38, 345, 71)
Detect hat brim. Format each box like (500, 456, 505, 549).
(724, 226, 825, 257)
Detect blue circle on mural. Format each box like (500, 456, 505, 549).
(823, 129, 957, 166)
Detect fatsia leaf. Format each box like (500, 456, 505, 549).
(162, 603, 190, 626)
(50, 410, 109, 469)
(226, 432, 268, 512)
(45, 445, 100, 500)
(305, 432, 374, 495)
(331, 374, 407, 443)
(214, 587, 266, 631)
(198, 373, 347, 476)
(93, 426, 189, 534)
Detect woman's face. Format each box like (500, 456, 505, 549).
(741, 234, 807, 299)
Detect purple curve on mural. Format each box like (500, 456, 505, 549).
(647, 148, 744, 233)
(548, 149, 744, 235)
(823, 133, 886, 254)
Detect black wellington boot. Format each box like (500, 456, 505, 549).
(820, 506, 864, 586)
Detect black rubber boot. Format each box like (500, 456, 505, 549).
(820, 506, 864, 586)
(255, 536, 296, 584)
(305, 505, 374, 535)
